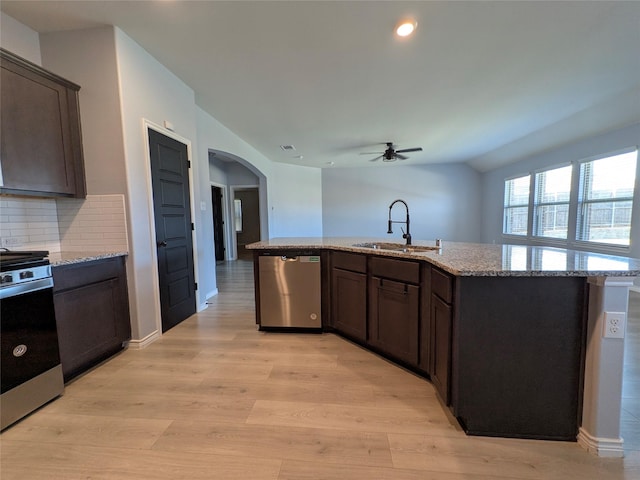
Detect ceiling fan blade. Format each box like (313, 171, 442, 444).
(360, 151, 383, 155)
(395, 147, 423, 153)
(395, 154, 409, 160)
(369, 155, 383, 162)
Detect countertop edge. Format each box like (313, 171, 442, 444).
(246, 239, 640, 277)
(49, 251, 128, 267)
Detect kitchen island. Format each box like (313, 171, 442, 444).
(248, 238, 640, 454)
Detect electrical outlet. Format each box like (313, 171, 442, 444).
(603, 312, 626, 339)
(1, 237, 24, 248)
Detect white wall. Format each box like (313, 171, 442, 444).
(197, 108, 324, 242)
(114, 28, 206, 340)
(480, 123, 640, 258)
(227, 162, 259, 186)
(322, 163, 482, 242)
(40, 27, 127, 196)
(209, 155, 228, 185)
(270, 163, 323, 238)
(0, 12, 41, 64)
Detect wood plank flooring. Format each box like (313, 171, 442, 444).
(1, 260, 639, 479)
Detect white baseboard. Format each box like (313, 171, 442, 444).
(204, 289, 219, 303)
(577, 427, 624, 457)
(127, 330, 160, 349)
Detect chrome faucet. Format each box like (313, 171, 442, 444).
(387, 199, 411, 245)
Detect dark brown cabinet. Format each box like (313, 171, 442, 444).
(368, 257, 420, 365)
(0, 48, 86, 198)
(53, 256, 130, 382)
(331, 252, 367, 342)
(418, 263, 432, 373)
(431, 293, 452, 403)
(430, 267, 454, 404)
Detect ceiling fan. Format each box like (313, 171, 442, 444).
(361, 142, 423, 162)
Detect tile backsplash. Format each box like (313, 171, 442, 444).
(0, 194, 129, 253)
(0, 197, 61, 251)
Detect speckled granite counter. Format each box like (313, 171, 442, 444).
(48, 251, 128, 267)
(247, 237, 640, 277)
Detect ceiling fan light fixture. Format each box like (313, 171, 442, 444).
(395, 19, 417, 37)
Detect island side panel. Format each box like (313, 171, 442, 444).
(452, 276, 587, 440)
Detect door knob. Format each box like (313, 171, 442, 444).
(157, 240, 167, 247)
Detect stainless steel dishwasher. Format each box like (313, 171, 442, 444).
(258, 253, 321, 330)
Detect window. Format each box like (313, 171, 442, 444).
(502, 148, 638, 250)
(533, 165, 572, 239)
(577, 150, 637, 246)
(503, 175, 530, 236)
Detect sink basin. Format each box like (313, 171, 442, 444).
(353, 242, 440, 253)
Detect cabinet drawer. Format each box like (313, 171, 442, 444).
(431, 267, 453, 303)
(332, 251, 367, 273)
(369, 256, 420, 284)
(53, 257, 124, 292)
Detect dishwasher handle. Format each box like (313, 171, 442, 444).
(280, 256, 298, 262)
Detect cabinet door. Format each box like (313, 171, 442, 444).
(331, 267, 367, 342)
(53, 258, 130, 381)
(431, 293, 452, 404)
(0, 49, 85, 197)
(369, 276, 419, 365)
(418, 263, 432, 373)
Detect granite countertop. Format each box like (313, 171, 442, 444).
(247, 237, 640, 277)
(48, 251, 128, 267)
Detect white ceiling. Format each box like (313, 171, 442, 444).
(2, 1, 639, 171)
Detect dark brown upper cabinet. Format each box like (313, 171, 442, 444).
(0, 48, 86, 198)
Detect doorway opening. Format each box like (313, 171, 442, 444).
(211, 185, 226, 262)
(232, 187, 261, 260)
(208, 150, 267, 261)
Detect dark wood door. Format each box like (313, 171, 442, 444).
(211, 186, 225, 261)
(331, 268, 367, 342)
(148, 129, 196, 332)
(368, 276, 419, 365)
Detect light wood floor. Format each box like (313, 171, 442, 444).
(2, 260, 639, 479)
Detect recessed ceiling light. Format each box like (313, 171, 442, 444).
(294, 155, 304, 159)
(280, 145, 296, 151)
(395, 19, 417, 37)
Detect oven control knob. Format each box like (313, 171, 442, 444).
(19, 271, 34, 280)
(1, 274, 13, 284)
(13, 344, 27, 357)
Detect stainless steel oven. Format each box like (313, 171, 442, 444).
(0, 251, 64, 430)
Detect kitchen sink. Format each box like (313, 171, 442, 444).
(353, 242, 440, 253)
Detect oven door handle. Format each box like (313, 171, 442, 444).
(0, 277, 54, 300)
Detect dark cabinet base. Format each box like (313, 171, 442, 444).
(53, 257, 131, 382)
(453, 276, 587, 441)
(368, 276, 419, 365)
